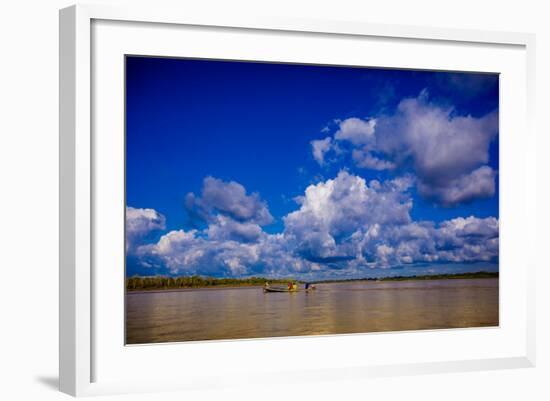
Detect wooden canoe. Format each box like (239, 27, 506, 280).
(263, 286, 297, 293)
(263, 286, 316, 293)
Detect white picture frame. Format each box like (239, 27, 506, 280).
(59, 4, 536, 397)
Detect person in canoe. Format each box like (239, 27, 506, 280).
(264, 281, 270, 290)
(305, 282, 316, 291)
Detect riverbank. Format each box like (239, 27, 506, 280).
(126, 275, 294, 292)
(126, 271, 498, 292)
(127, 284, 267, 294)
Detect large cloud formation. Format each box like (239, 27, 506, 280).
(129, 173, 498, 278)
(313, 90, 499, 206)
(284, 172, 413, 263)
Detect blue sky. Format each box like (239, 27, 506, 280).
(126, 56, 499, 279)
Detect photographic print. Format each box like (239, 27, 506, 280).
(125, 56, 499, 344)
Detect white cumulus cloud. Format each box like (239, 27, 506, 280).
(310, 136, 333, 165)
(126, 206, 166, 251)
(417, 165, 496, 206)
(352, 149, 396, 170)
(283, 171, 412, 262)
(126, 206, 166, 237)
(185, 176, 273, 225)
(314, 90, 499, 206)
(334, 117, 377, 145)
(207, 215, 263, 243)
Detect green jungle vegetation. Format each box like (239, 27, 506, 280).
(126, 275, 296, 291)
(126, 271, 498, 291)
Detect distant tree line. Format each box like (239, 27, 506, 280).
(126, 271, 498, 291)
(378, 271, 498, 281)
(126, 275, 296, 291)
(311, 271, 498, 284)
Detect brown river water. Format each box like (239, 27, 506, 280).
(125, 278, 498, 344)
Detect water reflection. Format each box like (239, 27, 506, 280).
(126, 278, 499, 344)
